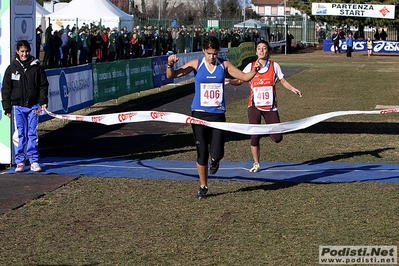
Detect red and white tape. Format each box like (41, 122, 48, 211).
(44, 108, 399, 135)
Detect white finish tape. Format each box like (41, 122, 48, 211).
(44, 108, 399, 135)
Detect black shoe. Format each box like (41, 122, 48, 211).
(209, 159, 219, 175)
(196, 186, 208, 199)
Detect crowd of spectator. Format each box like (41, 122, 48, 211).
(37, 22, 272, 67)
(316, 26, 391, 45)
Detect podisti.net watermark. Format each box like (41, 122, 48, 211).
(319, 245, 397, 264)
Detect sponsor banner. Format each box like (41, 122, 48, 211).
(173, 51, 203, 84)
(128, 58, 153, 93)
(45, 108, 399, 136)
(92, 61, 131, 103)
(312, 3, 395, 19)
(228, 42, 256, 67)
(152, 55, 173, 88)
(323, 40, 399, 53)
(41, 64, 93, 122)
(93, 59, 153, 103)
(219, 47, 229, 61)
(270, 40, 286, 48)
(172, 49, 229, 84)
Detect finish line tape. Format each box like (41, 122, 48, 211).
(44, 108, 399, 135)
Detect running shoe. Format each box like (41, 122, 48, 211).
(30, 162, 42, 172)
(209, 159, 219, 174)
(249, 163, 260, 173)
(195, 186, 208, 199)
(15, 163, 25, 173)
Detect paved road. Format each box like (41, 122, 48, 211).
(0, 66, 307, 214)
(38, 66, 305, 158)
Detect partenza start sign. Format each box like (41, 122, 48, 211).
(312, 3, 395, 19)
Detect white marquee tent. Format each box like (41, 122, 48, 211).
(234, 19, 271, 42)
(234, 19, 269, 29)
(36, 3, 51, 28)
(45, 0, 134, 31)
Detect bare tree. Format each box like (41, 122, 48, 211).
(145, 0, 159, 17)
(141, 0, 147, 15)
(136, 0, 241, 22)
(204, 0, 219, 18)
(221, 0, 240, 18)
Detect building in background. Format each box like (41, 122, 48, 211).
(110, 0, 130, 13)
(251, 0, 301, 17)
(251, 0, 302, 27)
(114, 0, 193, 14)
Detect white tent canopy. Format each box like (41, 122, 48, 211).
(45, 0, 134, 31)
(36, 3, 51, 28)
(234, 19, 269, 29)
(36, 3, 50, 16)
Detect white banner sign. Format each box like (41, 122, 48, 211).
(41, 65, 94, 122)
(45, 108, 399, 135)
(312, 3, 395, 19)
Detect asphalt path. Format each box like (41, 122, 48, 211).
(38, 66, 305, 158)
(0, 66, 306, 214)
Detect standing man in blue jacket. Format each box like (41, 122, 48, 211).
(345, 32, 353, 57)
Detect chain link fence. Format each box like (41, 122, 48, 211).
(134, 16, 317, 44)
(134, 16, 398, 47)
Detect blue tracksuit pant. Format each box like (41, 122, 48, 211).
(12, 105, 40, 164)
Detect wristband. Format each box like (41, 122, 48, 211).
(167, 64, 173, 68)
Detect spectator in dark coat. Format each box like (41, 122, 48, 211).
(100, 28, 109, 62)
(108, 28, 117, 61)
(43, 24, 53, 65)
(69, 31, 78, 66)
(176, 30, 186, 54)
(36, 25, 43, 60)
(374, 29, 380, 40)
(285, 30, 294, 54)
(60, 30, 70, 66)
(332, 30, 340, 53)
(52, 31, 62, 66)
(380, 29, 388, 41)
(117, 29, 125, 60)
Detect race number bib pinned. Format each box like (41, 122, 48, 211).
(200, 83, 223, 107)
(254, 86, 274, 106)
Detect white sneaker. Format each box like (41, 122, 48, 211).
(30, 162, 42, 172)
(249, 163, 260, 173)
(15, 163, 25, 172)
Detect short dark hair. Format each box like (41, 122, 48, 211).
(256, 40, 270, 50)
(256, 40, 271, 60)
(202, 35, 220, 50)
(16, 40, 31, 52)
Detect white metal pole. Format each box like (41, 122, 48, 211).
(158, 0, 161, 23)
(243, 0, 246, 29)
(284, 0, 287, 55)
(242, 5, 245, 29)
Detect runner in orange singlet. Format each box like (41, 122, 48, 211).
(229, 40, 302, 173)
